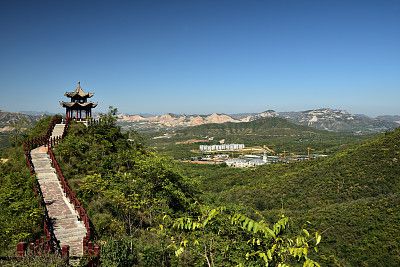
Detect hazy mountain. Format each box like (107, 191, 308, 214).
(19, 111, 54, 116)
(279, 108, 398, 133)
(118, 108, 398, 134)
(118, 112, 239, 129)
(0, 110, 42, 131)
(376, 115, 400, 125)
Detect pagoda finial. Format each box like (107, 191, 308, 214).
(75, 81, 81, 92)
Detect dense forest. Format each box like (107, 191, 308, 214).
(1, 113, 399, 266)
(179, 128, 400, 266)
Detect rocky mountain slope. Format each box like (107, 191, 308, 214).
(118, 108, 398, 134)
(376, 115, 400, 124)
(0, 111, 41, 132)
(279, 108, 397, 133)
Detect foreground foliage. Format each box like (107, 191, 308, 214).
(169, 206, 321, 266)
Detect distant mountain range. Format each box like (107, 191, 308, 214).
(118, 108, 399, 134)
(0, 110, 44, 132)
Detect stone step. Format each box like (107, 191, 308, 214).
(31, 154, 49, 159)
(33, 162, 53, 168)
(58, 233, 87, 244)
(53, 216, 81, 225)
(54, 213, 79, 220)
(54, 219, 86, 230)
(54, 222, 86, 231)
(32, 162, 52, 169)
(36, 171, 57, 177)
(29, 144, 86, 258)
(32, 158, 51, 163)
(56, 235, 85, 246)
(31, 151, 48, 155)
(34, 166, 54, 172)
(38, 180, 60, 186)
(54, 223, 86, 232)
(38, 178, 59, 184)
(37, 172, 58, 180)
(60, 239, 83, 248)
(54, 228, 87, 239)
(36, 170, 56, 174)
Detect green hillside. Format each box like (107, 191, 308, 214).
(179, 128, 400, 266)
(179, 117, 317, 136)
(52, 114, 323, 266)
(4, 115, 397, 265)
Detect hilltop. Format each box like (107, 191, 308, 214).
(180, 128, 400, 266)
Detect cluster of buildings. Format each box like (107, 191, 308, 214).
(225, 154, 279, 167)
(191, 141, 329, 168)
(199, 143, 245, 152)
(224, 153, 328, 168)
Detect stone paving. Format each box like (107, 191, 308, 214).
(30, 124, 86, 257)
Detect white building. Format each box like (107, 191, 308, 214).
(225, 158, 249, 168)
(199, 143, 245, 152)
(225, 154, 268, 168)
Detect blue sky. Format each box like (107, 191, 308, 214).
(0, 0, 399, 116)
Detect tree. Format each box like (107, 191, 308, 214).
(168, 206, 321, 267)
(99, 106, 118, 125)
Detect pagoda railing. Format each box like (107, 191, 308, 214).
(19, 115, 63, 258)
(47, 118, 100, 264)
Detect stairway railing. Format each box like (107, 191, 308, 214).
(19, 115, 63, 257)
(19, 116, 100, 265)
(48, 118, 100, 262)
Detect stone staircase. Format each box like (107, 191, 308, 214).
(51, 123, 65, 139)
(30, 123, 86, 257)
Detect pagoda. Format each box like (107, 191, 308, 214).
(60, 82, 97, 120)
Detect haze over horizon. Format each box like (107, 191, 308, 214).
(0, 1, 399, 117)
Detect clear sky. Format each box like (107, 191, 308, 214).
(0, 0, 399, 116)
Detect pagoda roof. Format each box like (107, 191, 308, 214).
(60, 101, 98, 108)
(65, 82, 94, 98)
